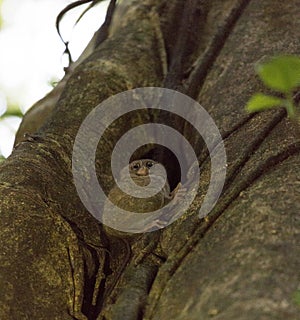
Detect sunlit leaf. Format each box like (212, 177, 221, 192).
(0, 104, 23, 119)
(256, 55, 300, 93)
(246, 93, 284, 112)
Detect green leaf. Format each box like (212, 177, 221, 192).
(246, 93, 284, 112)
(0, 108, 23, 119)
(256, 55, 300, 93)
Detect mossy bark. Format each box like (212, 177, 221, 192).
(1, 0, 299, 319)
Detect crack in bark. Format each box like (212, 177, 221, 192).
(185, 0, 252, 99)
(145, 131, 300, 320)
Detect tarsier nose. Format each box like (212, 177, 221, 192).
(136, 167, 148, 176)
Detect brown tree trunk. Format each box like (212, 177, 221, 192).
(1, 0, 299, 319)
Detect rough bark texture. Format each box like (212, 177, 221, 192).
(1, 0, 299, 319)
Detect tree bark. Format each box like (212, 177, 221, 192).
(1, 0, 299, 319)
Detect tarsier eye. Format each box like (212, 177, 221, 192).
(132, 162, 140, 170)
(146, 161, 153, 168)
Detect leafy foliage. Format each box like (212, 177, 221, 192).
(246, 55, 300, 119)
(0, 108, 23, 119)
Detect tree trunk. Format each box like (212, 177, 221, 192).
(1, 0, 299, 319)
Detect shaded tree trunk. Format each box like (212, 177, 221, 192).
(1, 0, 299, 319)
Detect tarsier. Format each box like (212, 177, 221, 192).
(103, 159, 181, 235)
(101, 159, 188, 306)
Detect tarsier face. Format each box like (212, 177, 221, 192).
(118, 159, 168, 190)
(129, 159, 156, 177)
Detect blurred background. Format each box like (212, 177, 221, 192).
(0, 0, 109, 158)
